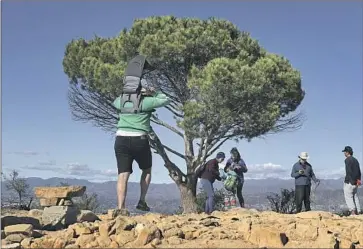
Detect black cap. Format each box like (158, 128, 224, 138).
(216, 152, 225, 159)
(342, 146, 353, 154)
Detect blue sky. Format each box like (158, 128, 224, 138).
(2, 1, 362, 183)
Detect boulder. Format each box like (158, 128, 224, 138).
(41, 206, 80, 230)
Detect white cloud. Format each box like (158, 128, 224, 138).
(9, 151, 40, 156)
(315, 167, 345, 179)
(245, 163, 289, 179)
(38, 160, 56, 166)
(22, 165, 63, 172)
(21, 162, 117, 179)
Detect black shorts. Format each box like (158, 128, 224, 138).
(114, 135, 152, 174)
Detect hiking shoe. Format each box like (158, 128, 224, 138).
(136, 200, 150, 211)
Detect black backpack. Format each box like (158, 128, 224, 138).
(119, 55, 154, 114)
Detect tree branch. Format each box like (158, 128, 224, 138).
(163, 144, 186, 160)
(148, 129, 187, 184)
(206, 136, 231, 158)
(151, 114, 184, 137)
(165, 105, 184, 118)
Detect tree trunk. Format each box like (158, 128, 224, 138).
(18, 194, 22, 208)
(178, 174, 198, 214)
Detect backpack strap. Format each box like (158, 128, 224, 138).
(119, 92, 143, 114)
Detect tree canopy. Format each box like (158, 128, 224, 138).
(62, 16, 305, 213)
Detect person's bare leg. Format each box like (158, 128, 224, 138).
(117, 172, 131, 209)
(140, 168, 151, 202)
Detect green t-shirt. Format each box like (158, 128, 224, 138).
(113, 92, 171, 133)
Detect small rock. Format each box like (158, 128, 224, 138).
(114, 231, 134, 246)
(166, 236, 183, 245)
(75, 234, 96, 248)
(40, 198, 60, 207)
(58, 198, 65, 206)
(5, 234, 27, 243)
(109, 241, 119, 248)
(2, 239, 10, 246)
(2, 243, 21, 249)
(134, 225, 162, 246)
(63, 228, 76, 240)
(64, 200, 73, 206)
(98, 220, 115, 237)
(163, 228, 184, 239)
(20, 238, 32, 248)
(135, 223, 145, 235)
(96, 236, 112, 247)
(4, 224, 33, 236)
(28, 209, 43, 218)
(53, 238, 67, 248)
(77, 210, 100, 223)
(151, 238, 161, 246)
(113, 216, 136, 233)
(64, 244, 79, 249)
(74, 224, 92, 235)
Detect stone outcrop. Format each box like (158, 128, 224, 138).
(1, 208, 363, 248)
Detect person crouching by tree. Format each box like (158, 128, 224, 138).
(220, 164, 239, 210)
(199, 152, 225, 214)
(290, 152, 320, 213)
(224, 147, 248, 208)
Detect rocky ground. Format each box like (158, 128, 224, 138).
(1, 208, 363, 248)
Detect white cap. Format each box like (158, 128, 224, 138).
(298, 152, 309, 160)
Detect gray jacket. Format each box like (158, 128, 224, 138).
(291, 161, 318, 186)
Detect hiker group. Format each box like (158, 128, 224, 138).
(111, 55, 362, 216)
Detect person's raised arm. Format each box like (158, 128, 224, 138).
(142, 91, 171, 112)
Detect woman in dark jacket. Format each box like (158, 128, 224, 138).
(200, 152, 225, 214)
(224, 147, 248, 208)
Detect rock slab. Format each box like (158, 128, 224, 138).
(34, 186, 86, 199)
(4, 224, 33, 236)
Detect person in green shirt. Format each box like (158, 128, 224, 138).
(113, 83, 171, 215)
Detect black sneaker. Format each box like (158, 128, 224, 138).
(136, 200, 150, 211)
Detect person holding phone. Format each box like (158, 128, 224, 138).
(291, 152, 320, 213)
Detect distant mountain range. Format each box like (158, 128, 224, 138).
(2, 177, 360, 214)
